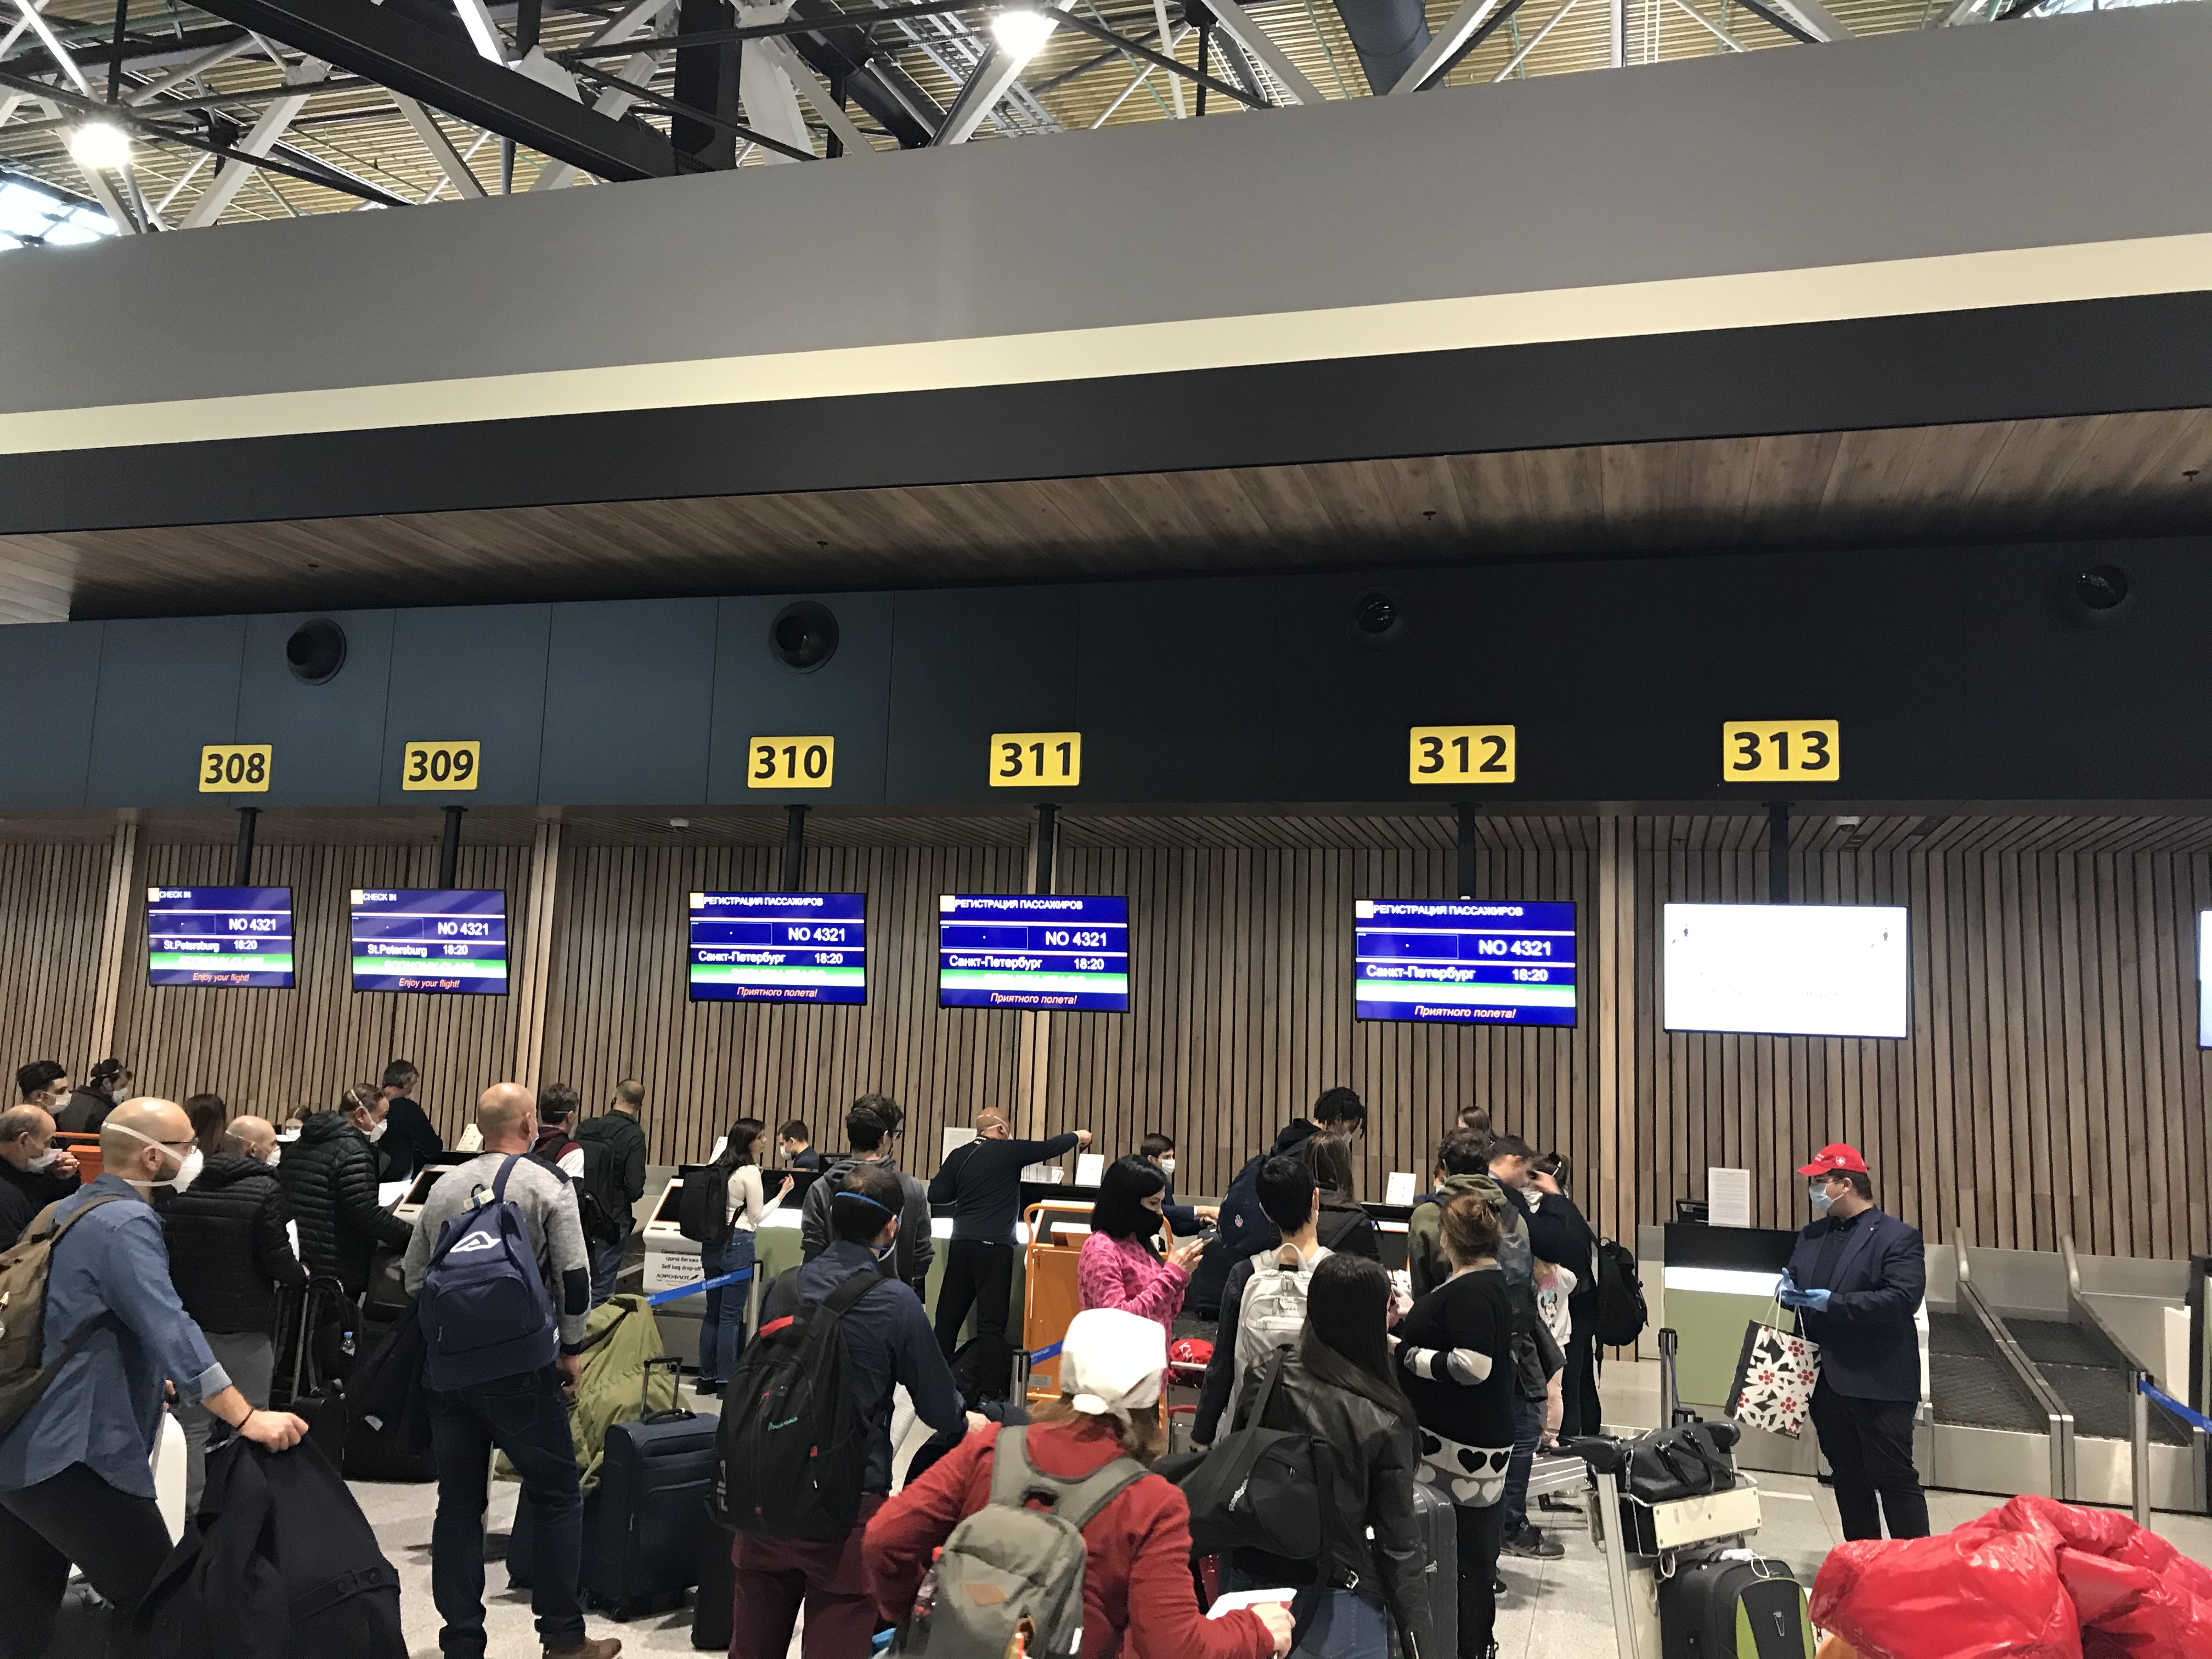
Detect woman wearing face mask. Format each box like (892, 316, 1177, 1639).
(0, 1099, 308, 1657)
(275, 1082, 415, 1299)
(1139, 1132, 1218, 1238)
(1076, 1155, 1207, 1338)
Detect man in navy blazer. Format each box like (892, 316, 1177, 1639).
(1779, 1142, 1929, 1542)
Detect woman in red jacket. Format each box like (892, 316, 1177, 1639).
(866, 1307, 1292, 1659)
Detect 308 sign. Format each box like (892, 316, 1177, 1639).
(199, 743, 271, 793)
(1722, 720, 1839, 782)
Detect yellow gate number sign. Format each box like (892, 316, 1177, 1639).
(1408, 725, 1515, 784)
(1722, 720, 1839, 781)
(199, 743, 272, 793)
(990, 731, 1081, 787)
(400, 740, 481, 791)
(749, 735, 836, 788)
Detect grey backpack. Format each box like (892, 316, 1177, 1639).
(893, 1427, 1147, 1659)
(1234, 1245, 1331, 1377)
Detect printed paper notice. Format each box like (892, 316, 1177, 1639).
(1076, 1152, 1105, 1187)
(943, 1126, 977, 1161)
(1708, 1166, 1751, 1228)
(1385, 1171, 1418, 1206)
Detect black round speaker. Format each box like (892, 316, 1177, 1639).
(1351, 588, 1409, 648)
(769, 601, 839, 672)
(2053, 560, 2137, 630)
(285, 617, 347, 685)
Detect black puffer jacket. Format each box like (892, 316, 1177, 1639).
(1235, 1351, 1429, 1640)
(164, 1154, 306, 1335)
(277, 1113, 411, 1295)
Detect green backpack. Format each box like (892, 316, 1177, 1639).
(0, 1196, 125, 1438)
(891, 1427, 1147, 1659)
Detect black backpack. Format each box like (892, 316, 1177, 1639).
(573, 1133, 627, 1245)
(676, 1165, 733, 1245)
(713, 1267, 881, 1538)
(1172, 1348, 1332, 1562)
(1593, 1238, 1649, 1348)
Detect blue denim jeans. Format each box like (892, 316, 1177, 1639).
(1501, 1390, 1544, 1538)
(1291, 1588, 1390, 1659)
(588, 1234, 625, 1307)
(698, 1228, 757, 1386)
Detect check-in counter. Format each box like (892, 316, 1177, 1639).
(1658, 1223, 1814, 1476)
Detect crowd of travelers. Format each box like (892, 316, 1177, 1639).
(0, 1054, 1602, 1659)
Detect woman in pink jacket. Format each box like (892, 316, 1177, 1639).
(1077, 1155, 1207, 1336)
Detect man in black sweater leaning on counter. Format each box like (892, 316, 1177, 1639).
(928, 1109, 1091, 1357)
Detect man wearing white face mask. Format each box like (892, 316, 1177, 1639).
(277, 1082, 414, 1300)
(0, 1099, 307, 1657)
(0, 1104, 80, 1245)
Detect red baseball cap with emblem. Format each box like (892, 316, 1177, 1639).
(1797, 1142, 1869, 1177)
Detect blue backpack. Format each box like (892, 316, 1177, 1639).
(418, 1156, 557, 1390)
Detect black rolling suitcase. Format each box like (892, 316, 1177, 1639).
(1401, 1480, 1458, 1659)
(345, 1301, 438, 1483)
(691, 1521, 734, 1650)
(1658, 1556, 1814, 1658)
(584, 1358, 720, 1620)
(270, 1278, 353, 1467)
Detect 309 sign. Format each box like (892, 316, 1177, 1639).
(1408, 725, 1515, 785)
(990, 731, 1081, 787)
(198, 743, 271, 793)
(400, 740, 481, 791)
(1722, 720, 1839, 782)
(749, 735, 835, 789)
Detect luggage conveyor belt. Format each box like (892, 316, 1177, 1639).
(1926, 1274, 2074, 1500)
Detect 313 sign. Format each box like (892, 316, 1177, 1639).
(1722, 720, 1839, 782)
(400, 740, 481, 791)
(749, 735, 835, 788)
(990, 731, 1081, 787)
(1407, 725, 1515, 785)
(199, 743, 272, 793)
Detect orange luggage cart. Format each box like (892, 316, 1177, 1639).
(1019, 1201, 1093, 1402)
(53, 1132, 101, 1184)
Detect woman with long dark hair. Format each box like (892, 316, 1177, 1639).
(1233, 1252, 1429, 1659)
(694, 1117, 792, 1396)
(1076, 1155, 1206, 1336)
(1393, 1193, 1516, 1659)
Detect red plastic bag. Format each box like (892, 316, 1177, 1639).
(1810, 1503, 2080, 1659)
(1811, 1497, 2212, 1659)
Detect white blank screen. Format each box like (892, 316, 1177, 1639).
(1663, 904, 1910, 1039)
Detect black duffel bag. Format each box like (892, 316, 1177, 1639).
(1624, 1419, 1740, 1503)
(1164, 1350, 1333, 1561)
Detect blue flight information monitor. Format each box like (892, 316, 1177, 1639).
(146, 887, 295, 989)
(1353, 900, 1578, 1026)
(939, 895, 1130, 1011)
(689, 892, 867, 1003)
(351, 888, 509, 995)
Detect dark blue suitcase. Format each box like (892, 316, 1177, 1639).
(585, 1360, 720, 1620)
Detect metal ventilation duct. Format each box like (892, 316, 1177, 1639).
(1332, 0, 1431, 93)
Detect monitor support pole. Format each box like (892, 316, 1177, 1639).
(1456, 802, 1481, 899)
(1031, 803, 1057, 896)
(782, 804, 808, 893)
(1767, 801, 1791, 905)
(439, 804, 466, 889)
(233, 806, 259, 887)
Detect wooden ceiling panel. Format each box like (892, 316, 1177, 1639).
(8, 409, 2210, 621)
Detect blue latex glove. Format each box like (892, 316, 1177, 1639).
(1799, 1288, 1832, 1314)
(1774, 1272, 1802, 1309)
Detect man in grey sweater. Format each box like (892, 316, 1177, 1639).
(403, 1084, 614, 1659)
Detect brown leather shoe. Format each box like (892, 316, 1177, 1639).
(543, 1639, 621, 1659)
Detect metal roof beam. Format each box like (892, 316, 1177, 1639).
(1203, 0, 1321, 103)
(182, 0, 693, 179)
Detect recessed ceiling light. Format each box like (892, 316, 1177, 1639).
(66, 122, 131, 172)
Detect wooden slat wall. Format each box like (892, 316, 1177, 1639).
(112, 840, 536, 1142)
(1047, 840, 1598, 1207)
(1633, 838, 2212, 1258)
(0, 841, 116, 1082)
(535, 841, 1030, 1167)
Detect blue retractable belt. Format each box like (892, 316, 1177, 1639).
(1030, 1341, 1063, 1364)
(646, 1266, 753, 1307)
(2140, 1378, 2212, 1435)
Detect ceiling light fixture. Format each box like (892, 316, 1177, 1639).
(990, 7, 1058, 61)
(66, 121, 132, 173)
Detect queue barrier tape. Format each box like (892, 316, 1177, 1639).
(1029, 1342, 1063, 1364)
(2138, 1378, 2212, 1435)
(647, 1266, 753, 1307)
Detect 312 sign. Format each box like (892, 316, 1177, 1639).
(1408, 725, 1515, 785)
(1721, 720, 1839, 782)
(990, 731, 1081, 787)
